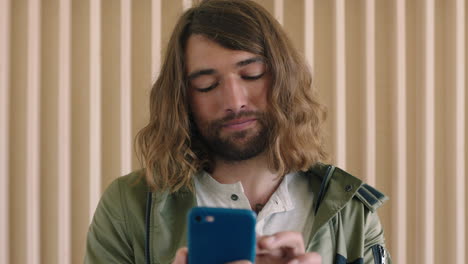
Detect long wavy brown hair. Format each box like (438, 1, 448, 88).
(136, 0, 328, 192)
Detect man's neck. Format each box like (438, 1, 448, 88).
(211, 154, 283, 211)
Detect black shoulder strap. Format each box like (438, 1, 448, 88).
(355, 184, 388, 212)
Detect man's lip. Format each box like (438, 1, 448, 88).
(222, 118, 257, 127)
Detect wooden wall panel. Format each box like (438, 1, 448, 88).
(10, 1, 28, 263)
(333, 0, 346, 168)
(26, 1, 41, 263)
(71, 0, 91, 262)
(121, 0, 132, 175)
(391, 0, 408, 262)
(41, 1, 59, 263)
(57, 0, 72, 262)
(88, 0, 102, 220)
(101, 0, 121, 191)
(0, 0, 10, 263)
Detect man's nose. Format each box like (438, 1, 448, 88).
(222, 76, 247, 113)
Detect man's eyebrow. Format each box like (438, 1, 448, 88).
(236, 57, 264, 67)
(187, 69, 216, 80)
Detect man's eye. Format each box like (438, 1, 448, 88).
(196, 83, 218, 92)
(242, 72, 265, 80)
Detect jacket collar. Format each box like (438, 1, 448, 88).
(307, 164, 363, 240)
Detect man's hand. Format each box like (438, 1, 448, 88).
(256, 231, 321, 264)
(172, 231, 321, 264)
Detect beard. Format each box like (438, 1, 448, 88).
(193, 111, 272, 162)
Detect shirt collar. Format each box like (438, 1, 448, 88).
(194, 170, 296, 213)
(195, 170, 245, 195)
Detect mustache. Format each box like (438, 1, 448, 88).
(211, 111, 264, 129)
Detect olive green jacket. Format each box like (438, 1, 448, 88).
(85, 164, 391, 264)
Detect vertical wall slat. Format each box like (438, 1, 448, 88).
(454, 0, 466, 262)
(57, 0, 72, 263)
(70, 0, 91, 261)
(304, 0, 314, 71)
(121, 0, 132, 175)
(334, 0, 346, 168)
(364, 0, 376, 185)
(152, 0, 161, 83)
(393, 0, 408, 262)
(89, 0, 102, 219)
(26, 0, 41, 263)
(422, 0, 435, 263)
(273, 0, 283, 25)
(0, 0, 10, 263)
(130, 0, 151, 171)
(183, 0, 192, 11)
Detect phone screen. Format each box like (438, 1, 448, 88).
(187, 207, 256, 264)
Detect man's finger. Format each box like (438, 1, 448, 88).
(257, 231, 305, 255)
(172, 247, 188, 264)
(287, 252, 322, 264)
(256, 247, 284, 258)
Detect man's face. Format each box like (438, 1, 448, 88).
(185, 34, 272, 162)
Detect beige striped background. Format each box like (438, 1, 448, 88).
(1, 0, 466, 263)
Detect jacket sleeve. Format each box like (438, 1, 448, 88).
(363, 211, 392, 264)
(85, 179, 135, 264)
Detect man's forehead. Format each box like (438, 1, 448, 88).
(185, 35, 264, 73)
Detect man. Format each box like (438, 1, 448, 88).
(85, 1, 391, 263)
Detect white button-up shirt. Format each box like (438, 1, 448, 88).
(193, 171, 315, 240)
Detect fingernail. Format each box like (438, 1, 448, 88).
(288, 260, 299, 264)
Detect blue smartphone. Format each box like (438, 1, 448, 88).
(187, 207, 256, 264)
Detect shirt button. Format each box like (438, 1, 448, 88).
(345, 185, 353, 192)
(231, 194, 239, 201)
